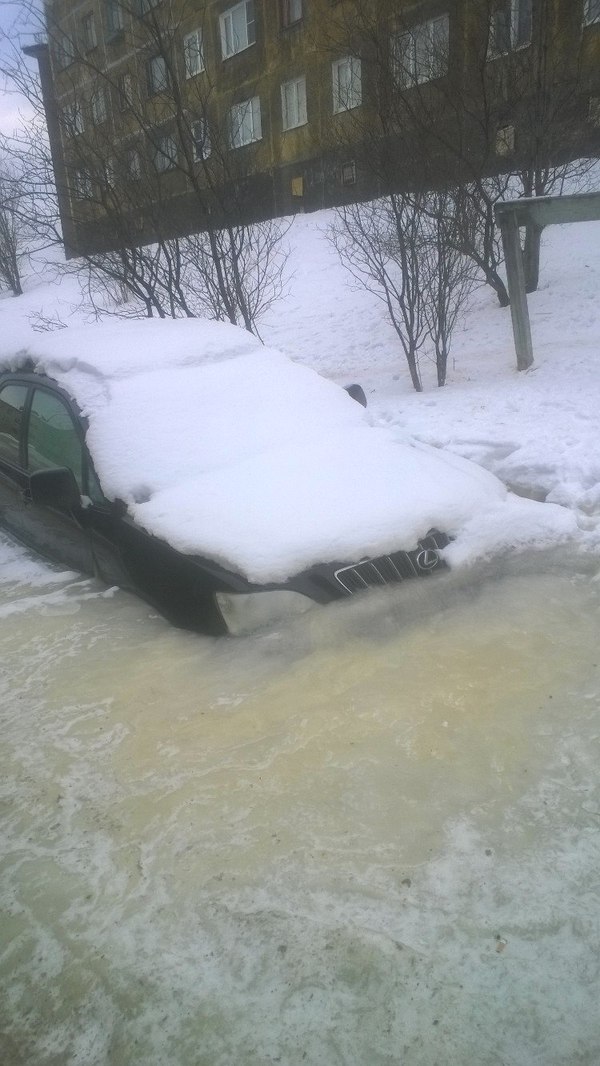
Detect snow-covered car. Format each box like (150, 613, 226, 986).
(0, 318, 507, 634)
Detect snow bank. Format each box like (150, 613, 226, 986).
(1, 316, 575, 583)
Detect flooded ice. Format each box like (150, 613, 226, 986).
(1, 533, 600, 1066)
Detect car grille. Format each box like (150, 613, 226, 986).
(333, 530, 449, 596)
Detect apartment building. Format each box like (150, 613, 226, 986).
(27, 0, 600, 256)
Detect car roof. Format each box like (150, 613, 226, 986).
(0, 317, 262, 384)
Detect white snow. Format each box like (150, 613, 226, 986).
(1, 188, 599, 583)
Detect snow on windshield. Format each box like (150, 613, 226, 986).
(0, 318, 576, 582)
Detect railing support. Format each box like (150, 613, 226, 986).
(495, 192, 600, 373)
(498, 211, 534, 371)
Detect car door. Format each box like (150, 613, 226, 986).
(16, 383, 95, 574)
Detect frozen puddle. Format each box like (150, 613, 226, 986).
(1, 535, 599, 1065)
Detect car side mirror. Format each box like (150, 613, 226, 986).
(28, 468, 81, 510)
(344, 383, 367, 408)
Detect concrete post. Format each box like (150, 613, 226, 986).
(499, 211, 534, 372)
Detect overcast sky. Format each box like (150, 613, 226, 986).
(0, 1, 41, 134)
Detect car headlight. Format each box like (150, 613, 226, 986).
(215, 590, 314, 636)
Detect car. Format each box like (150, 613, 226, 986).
(0, 318, 505, 634)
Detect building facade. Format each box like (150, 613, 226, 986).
(28, 0, 600, 256)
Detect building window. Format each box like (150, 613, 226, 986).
(153, 134, 178, 171)
(55, 31, 75, 70)
(81, 12, 97, 51)
(220, 1, 256, 60)
(341, 161, 356, 186)
(139, 0, 161, 15)
(495, 124, 515, 155)
(191, 119, 211, 161)
(512, 0, 532, 47)
(281, 76, 307, 130)
(103, 158, 116, 189)
(126, 147, 142, 179)
(281, 0, 302, 28)
(588, 96, 600, 125)
(118, 72, 133, 110)
(332, 56, 362, 112)
(64, 101, 84, 136)
(105, 0, 124, 36)
(488, 5, 511, 55)
(184, 30, 204, 77)
(584, 0, 600, 25)
(91, 88, 109, 125)
(73, 169, 93, 199)
(229, 96, 262, 147)
(148, 55, 169, 95)
(393, 15, 449, 87)
(488, 0, 532, 57)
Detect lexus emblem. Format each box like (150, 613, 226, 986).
(416, 549, 439, 571)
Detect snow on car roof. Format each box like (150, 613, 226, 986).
(0, 318, 576, 582)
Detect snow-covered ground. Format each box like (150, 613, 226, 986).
(2, 201, 600, 581)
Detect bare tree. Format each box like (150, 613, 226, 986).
(330, 195, 426, 392)
(474, 0, 597, 292)
(330, 185, 475, 391)
(313, 0, 510, 306)
(0, 0, 291, 331)
(318, 0, 596, 305)
(0, 165, 26, 295)
(0, 17, 63, 257)
(419, 190, 478, 388)
(181, 221, 290, 334)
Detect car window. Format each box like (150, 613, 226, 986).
(0, 383, 28, 466)
(27, 389, 84, 491)
(86, 461, 107, 505)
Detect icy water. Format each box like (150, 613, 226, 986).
(1, 536, 600, 1066)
